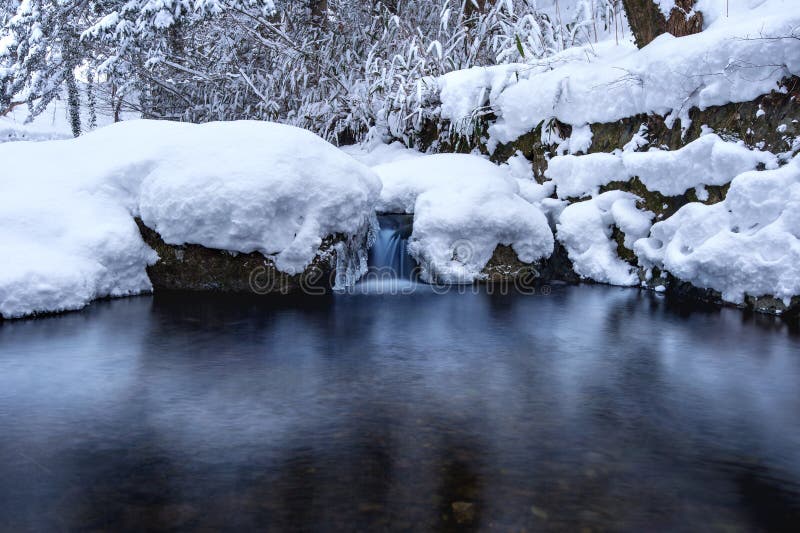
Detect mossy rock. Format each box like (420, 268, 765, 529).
(481, 242, 579, 284)
(136, 218, 337, 295)
(481, 244, 542, 282)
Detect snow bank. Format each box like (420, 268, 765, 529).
(436, 40, 635, 135)
(635, 155, 800, 304)
(547, 133, 777, 198)
(557, 191, 654, 286)
(431, 0, 800, 148)
(372, 154, 554, 283)
(0, 120, 380, 318)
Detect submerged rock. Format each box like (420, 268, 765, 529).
(664, 277, 800, 317)
(450, 501, 475, 524)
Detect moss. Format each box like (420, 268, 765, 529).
(610, 226, 637, 265)
(587, 76, 800, 155)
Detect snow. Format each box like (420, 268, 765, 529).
(339, 136, 423, 167)
(565, 124, 593, 155)
(436, 64, 527, 134)
(557, 191, 654, 286)
(1, 102, 74, 143)
(372, 153, 554, 283)
(431, 0, 800, 149)
(373, 153, 519, 214)
(547, 133, 777, 199)
(695, 0, 772, 27)
(546, 151, 625, 199)
(635, 155, 800, 305)
(501, 150, 556, 205)
(655, 1, 677, 17)
(0, 95, 140, 143)
(436, 40, 635, 137)
(0, 120, 380, 318)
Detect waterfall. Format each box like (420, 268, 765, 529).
(368, 214, 415, 279)
(355, 214, 418, 293)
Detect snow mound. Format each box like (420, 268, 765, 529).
(0, 120, 381, 318)
(547, 133, 777, 199)
(373, 154, 554, 283)
(373, 153, 518, 214)
(557, 191, 654, 286)
(635, 155, 800, 304)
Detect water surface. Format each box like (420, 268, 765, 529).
(1, 286, 799, 531)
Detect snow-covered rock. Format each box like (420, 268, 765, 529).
(430, 0, 800, 149)
(490, 2, 800, 144)
(373, 153, 518, 214)
(635, 155, 800, 305)
(0, 120, 381, 318)
(557, 191, 654, 286)
(372, 154, 554, 283)
(547, 133, 777, 199)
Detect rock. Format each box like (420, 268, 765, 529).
(482, 242, 580, 285)
(135, 218, 338, 295)
(531, 505, 549, 520)
(402, 77, 800, 317)
(746, 295, 800, 317)
(451, 501, 475, 524)
(661, 276, 800, 317)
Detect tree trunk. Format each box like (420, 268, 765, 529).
(622, 0, 703, 48)
(65, 71, 82, 137)
(666, 0, 704, 39)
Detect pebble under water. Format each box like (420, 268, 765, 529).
(1, 286, 799, 532)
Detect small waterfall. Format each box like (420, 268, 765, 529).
(368, 214, 415, 279)
(355, 214, 419, 293)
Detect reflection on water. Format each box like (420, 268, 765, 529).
(0, 286, 799, 531)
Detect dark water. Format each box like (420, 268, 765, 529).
(1, 287, 800, 532)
